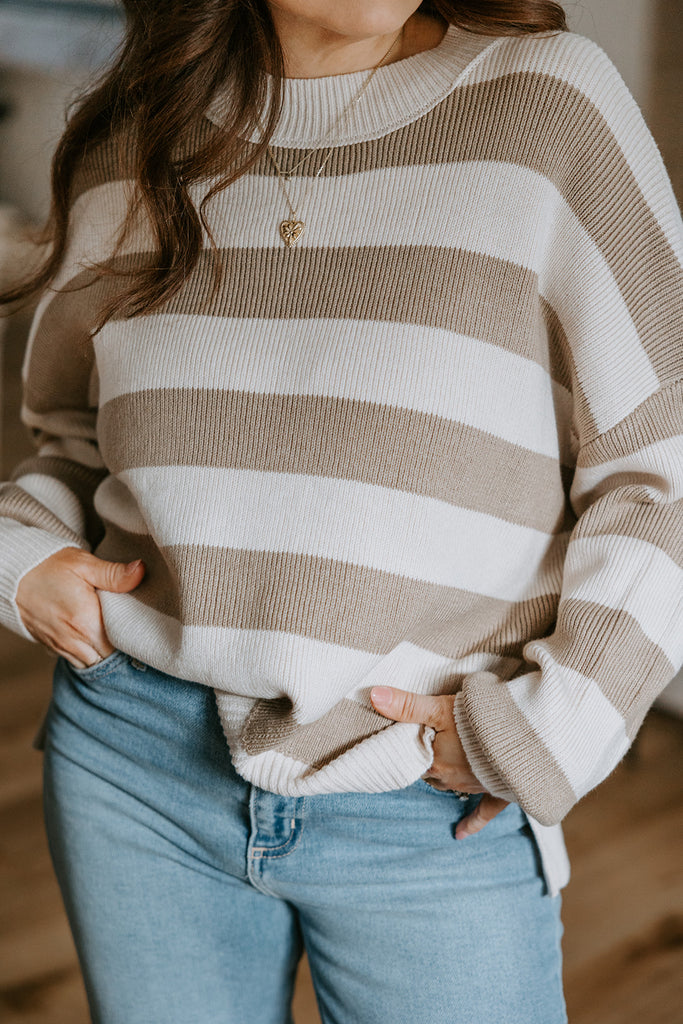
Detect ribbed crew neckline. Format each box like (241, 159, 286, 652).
(204, 22, 500, 150)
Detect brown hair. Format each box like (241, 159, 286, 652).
(0, 0, 567, 326)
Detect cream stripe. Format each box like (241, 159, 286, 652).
(468, 32, 683, 256)
(507, 665, 629, 798)
(561, 534, 683, 665)
(54, 159, 553, 266)
(94, 475, 149, 534)
(46, 154, 672, 306)
(97, 317, 571, 460)
(541, 197, 661, 435)
(96, 588, 453, 700)
(118, 466, 568, 600)
(343, 647, 523, 704)
(194, 160, 561, 260)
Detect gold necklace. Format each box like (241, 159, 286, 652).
(267, 26, 405, 249)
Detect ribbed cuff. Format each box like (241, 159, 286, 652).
(454, 669, 582, 826)
(0, 520, 86, 640)
(452, 681, 518, 802)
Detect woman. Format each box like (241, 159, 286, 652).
(1, 1, 681, 1021)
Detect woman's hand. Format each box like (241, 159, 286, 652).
(15, 548, 145, 668)
(370, 686, 509, 838)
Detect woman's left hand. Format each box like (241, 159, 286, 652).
(370, 686, 509, 839)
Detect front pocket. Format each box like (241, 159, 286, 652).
(64, 648, 128, 682)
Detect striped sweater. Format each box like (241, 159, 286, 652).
(1, 24, 682, 864)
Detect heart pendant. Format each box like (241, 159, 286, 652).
(279, 220, 304, 248)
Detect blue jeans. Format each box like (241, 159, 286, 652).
(42, 651, 567, 1024)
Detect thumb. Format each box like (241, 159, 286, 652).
(455, 794, 509, 840)
(77, 555, 145, 593)
(370, 686, 451, 730)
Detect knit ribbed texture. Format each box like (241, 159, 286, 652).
(1, 25, 682, 845)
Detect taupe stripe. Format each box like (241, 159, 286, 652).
(577, 380, 683, 467)
(552, 596, 674, 725)
(71, 131, 136, 203)
(96, 525, 180, 620)
(95, 522, 561, 659)
(70, 68, 682, 386)
(27, 245, 566, 414)
(458, 673, 576, 825)
(22, 267, 105, 415)
(260, 72, 683, 384)
(100, 389, 573, 533)
(539, 297, 573, 395)
(11, 455, 108, 548)
(573, 493, 683, 569)
(70, 119, 220, 203)
(0, 482, 87, 547)
(241, 696, 392, 767)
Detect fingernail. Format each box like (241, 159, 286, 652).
(124, 559, 143, 574)
(371, 686, 392, 705)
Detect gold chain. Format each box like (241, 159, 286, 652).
(267, 26, 405, 248)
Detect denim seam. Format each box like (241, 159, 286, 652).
(256, 798, 306, 861)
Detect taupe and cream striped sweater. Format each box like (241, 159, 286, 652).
(1, 24, 682, 889)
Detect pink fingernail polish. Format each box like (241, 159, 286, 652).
(371, 686, 392, 704)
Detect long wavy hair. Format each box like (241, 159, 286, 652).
(0, 1, 567, 326)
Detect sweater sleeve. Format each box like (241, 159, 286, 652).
(0, 318, 109, 639)
(0, 201, 114, 640)
(452, 39, 683, 826)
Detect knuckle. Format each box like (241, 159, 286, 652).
(61, 547, 89, 569)
(401, 693, 418, 720)
(97, 564, 115, 589)
(433, 703, 451, 731)
(53, 610, 74, 634)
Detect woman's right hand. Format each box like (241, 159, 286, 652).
(15, 548, 145, 669)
